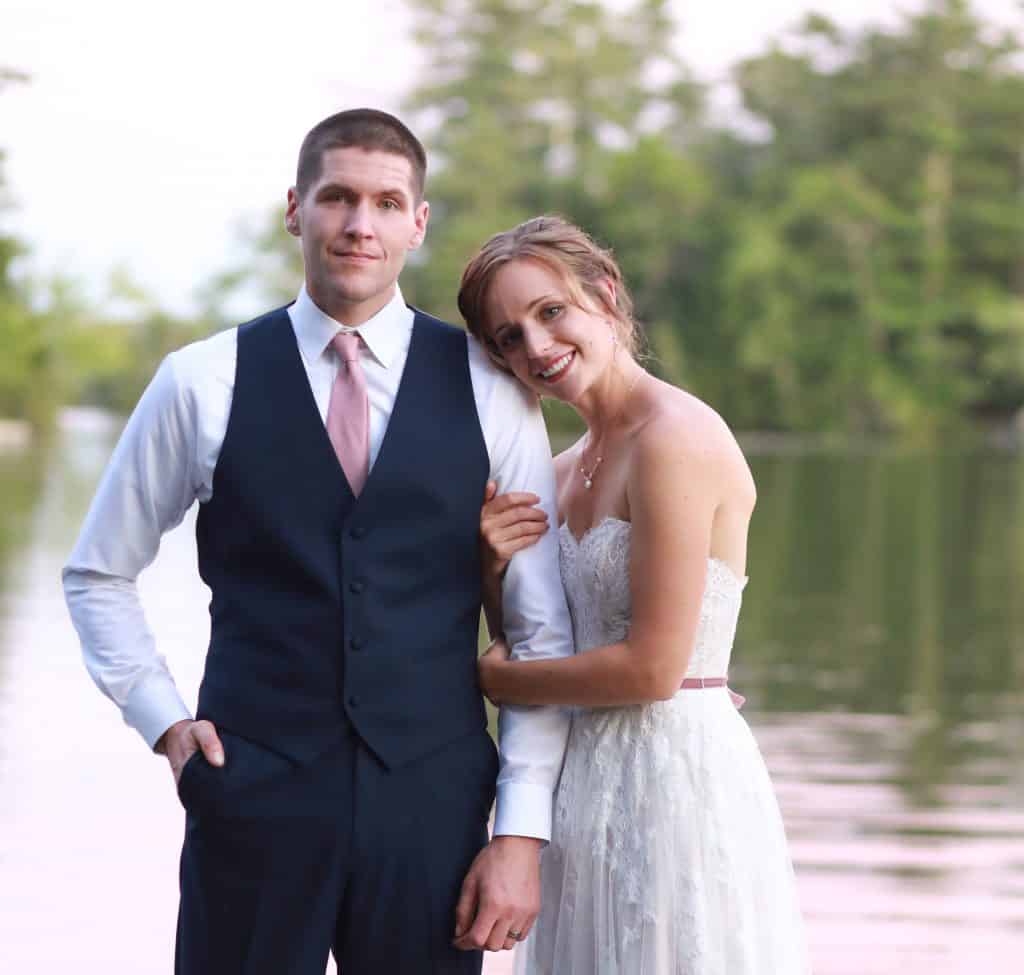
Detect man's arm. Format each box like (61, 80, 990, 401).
(63, 350, 215, 756)
(455, 345, 574, 951)
(489, 389, 573, 841)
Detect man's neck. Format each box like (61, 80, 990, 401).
(307, 283, 398, 327)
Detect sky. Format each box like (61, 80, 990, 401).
(2, 0, 1022, 316)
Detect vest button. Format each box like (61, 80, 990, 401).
(349, 580, 365, 595)
(350, 524, 366, 540)
(349, 636, 364, 652)
(348, 696, 359, 708)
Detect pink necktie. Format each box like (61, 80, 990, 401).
(326, 331, 369, 496)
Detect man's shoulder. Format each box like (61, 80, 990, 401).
(406, 304, 535, 413)
(463, 328, 538, 421)
(163, 322, 240, 399)
(237, 303, 294, 335)
(408, 304, 464, 338)
(166, 305, 292, 388)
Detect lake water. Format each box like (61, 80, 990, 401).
(1, 412, 1021, 974)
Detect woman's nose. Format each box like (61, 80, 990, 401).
(522, 322, 552, 358)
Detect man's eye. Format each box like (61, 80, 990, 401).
(499, 330, 522, 349)
(380, 199, 400, 210)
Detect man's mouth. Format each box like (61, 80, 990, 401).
(333, 251, 379, 262)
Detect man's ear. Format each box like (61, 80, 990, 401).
(409, 200, 430, 250)
(285, 187, 301, 237)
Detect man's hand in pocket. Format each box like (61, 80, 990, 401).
(156, 719, 225, 784)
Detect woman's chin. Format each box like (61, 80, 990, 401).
(528, 379, 573, 403)
(528, 357, 583, 402)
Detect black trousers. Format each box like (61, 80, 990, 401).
(174, 726, 497, 974)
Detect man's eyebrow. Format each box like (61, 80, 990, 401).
(315, 181, 349, 196)
(313, 182, 411, 201)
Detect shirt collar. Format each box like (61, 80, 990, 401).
(291, 284, 412, 369)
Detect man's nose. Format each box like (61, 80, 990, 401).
(343, 201, 374, 238)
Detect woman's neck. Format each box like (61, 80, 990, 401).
(575, 353, 646, 445)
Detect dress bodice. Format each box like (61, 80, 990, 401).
(558, 517, 747, 678)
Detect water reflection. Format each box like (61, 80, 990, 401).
(739, 447, 1024, 970)
(0, 419, 1021, 973)
(0, 443, 46, 573)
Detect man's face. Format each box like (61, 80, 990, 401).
(286, 147, 429, 324)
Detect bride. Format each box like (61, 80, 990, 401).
(458, 216, 811, 974)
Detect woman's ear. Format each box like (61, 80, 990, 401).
(597, 276, 618, 315)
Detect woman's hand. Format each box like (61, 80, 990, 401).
(479, 480, 549, 579)
(478, 636, 513, 706)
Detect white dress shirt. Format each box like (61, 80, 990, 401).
(63, 285, 573, 841)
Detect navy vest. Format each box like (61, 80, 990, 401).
(194, 306, 491, 768)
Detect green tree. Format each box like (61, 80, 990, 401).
(728, 1, 1024, 432)
(62, 268, 214, 414)
(201, 0, 1024, 437)
(402, 0, 704, 331)
(0, 68, 64, 430)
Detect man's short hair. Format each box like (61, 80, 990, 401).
(296, 108, 427, 201)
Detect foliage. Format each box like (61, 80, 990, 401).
(398, 0, 1024, 435)
(0, 70, 214, 428)
(6, 2, 1024, 438)
(0, 68, 62, 431)
(402, 0, 701, 319)
(724, 0, 1024, 431)
(60, 270, 214, 415)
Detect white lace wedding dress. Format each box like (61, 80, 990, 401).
(514, 517, 811, 975)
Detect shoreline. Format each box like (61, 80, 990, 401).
(5, 408, 1024, 456)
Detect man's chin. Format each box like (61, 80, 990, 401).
(312, 278, 395, 320)
(328, 272, 375, 295)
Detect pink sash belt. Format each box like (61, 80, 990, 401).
(679, 676, 745, 709)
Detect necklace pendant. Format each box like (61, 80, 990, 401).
(583, 477, 593, 490)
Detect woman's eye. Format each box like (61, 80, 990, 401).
(541, 305, 563, 320)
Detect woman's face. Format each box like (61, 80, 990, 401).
(482, 258, 614, 403)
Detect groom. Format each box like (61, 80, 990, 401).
(63, 108, 573, 973)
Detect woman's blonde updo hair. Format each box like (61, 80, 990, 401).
(458, 216, 642, 364)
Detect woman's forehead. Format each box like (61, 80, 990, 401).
(489, 258, 573, 307)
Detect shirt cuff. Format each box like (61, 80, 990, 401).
(121, 674, 193, 751)
(493, 780, 555, 842)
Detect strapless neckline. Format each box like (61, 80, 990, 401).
(559, 515, 749, 590)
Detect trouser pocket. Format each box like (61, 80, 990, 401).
(176, 730, 297, 819)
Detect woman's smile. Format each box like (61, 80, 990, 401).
(536, 351, 576, 383)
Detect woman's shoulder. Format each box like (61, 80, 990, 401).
(635, 379, 733, 452)
(633, 380, 755, 503)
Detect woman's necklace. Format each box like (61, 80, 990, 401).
(578, 369, 644, 490)
(578, 454, 603, 491)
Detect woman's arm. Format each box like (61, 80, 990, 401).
(479, 480, 549, 639)
(479, 415, 734, 707)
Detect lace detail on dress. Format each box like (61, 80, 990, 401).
(516, 517, 811, 975)
(558, 517, 747, 678)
